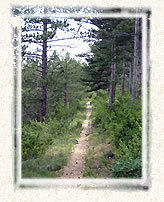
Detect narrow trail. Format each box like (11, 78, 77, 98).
(62, 101, 92, 178)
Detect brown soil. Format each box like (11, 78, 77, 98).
(61, 101, 92, 178)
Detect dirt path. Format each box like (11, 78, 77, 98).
(62, 101, 92, 178)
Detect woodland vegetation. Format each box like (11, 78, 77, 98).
(12, 7, 147, 178)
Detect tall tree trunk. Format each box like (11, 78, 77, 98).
(128, 61, 132, 95)
(121, 61, 126, 96)
(131, 16, 140, 105)
(40, 8, 48, 122)
(109, 40, 116, 111)
(108, 75, 111, 109)
(109, 63, 116, 111)
(137, 18, 142, 99)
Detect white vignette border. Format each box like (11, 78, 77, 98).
(11, 8, 151, 190)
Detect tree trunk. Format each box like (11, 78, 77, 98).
(40, 8, 48, 122)
(109, 63, 116, 111)
(109, 40, 116, 111)
(108, 75, 111, 109)
(128, 61, 132, 95)
(137, 18, 142, 99)
(121, 61, 126, 96)
(131, 17, 140, 105)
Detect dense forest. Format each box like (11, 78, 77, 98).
(13, 7, 147, 179)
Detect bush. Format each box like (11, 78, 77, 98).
(22, 121, 53, 160)
(91, 89, 142, 178)
(22, 153, 67, 178)
(22, 99, 86, 161)
(110, 157, 142, 178)
(91, 90, 109, 128)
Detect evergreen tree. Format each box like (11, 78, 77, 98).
(13, 7, 70, 121)
(81, 18, 136, 109)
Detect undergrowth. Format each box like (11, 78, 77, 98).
(84, 89, 142, 178)
(22, 100, 86, 178)
(83, 131, 113, 178)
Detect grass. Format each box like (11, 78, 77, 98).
(22, 153, 67, 178)
(22, 107, 86, 178)
(83, 129, 114, 178)
(86, 90, 142, 178)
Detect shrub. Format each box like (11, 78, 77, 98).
(22, 121, 53, 160)
(22, 99, 86, 161)
(22, 153, 67, 178)
(110, 157, 142, 178)
(91, 89, 142, 178)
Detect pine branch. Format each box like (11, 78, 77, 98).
(87, 84, 107, 92)
(22, 39, 43, 46)
(47, 35, 88, 43)
(98, 32, 136, 40)
(49, 44, 77, 48)
(23, 55, 42, 59)
(24, 52, 42, 57)
(22, 29, 43, 32)
(36, 69, 42, 73)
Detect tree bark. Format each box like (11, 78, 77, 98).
(137, 18, 142, 99)
(108, 75, 111, 109)
(131, 17, 140, 105)
(121, 61, 126, 96)
(109, 40, 116, 111)
(109, 63, 116, 111)
(128, 61, 132, 95)
(40, 8, 48, 122)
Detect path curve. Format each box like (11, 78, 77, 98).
(62, 101, 92, 178)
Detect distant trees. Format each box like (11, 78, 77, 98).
(22, 59, 41, 122)
(13, 6, 143, 122)
(22, 52, 85, 123)
(81, 17, 142, 109)
(13, 7, 70, 122)
(13, 7, 88, 123)
(46, 52, 85, 113)
(131, 17, 142, 104)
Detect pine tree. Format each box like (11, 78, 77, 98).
(13, 7, 70, 121)
(81, 18, 136, 109)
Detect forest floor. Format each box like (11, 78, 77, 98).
(61, 101, 92, 178)
(22, 100, 114, 178)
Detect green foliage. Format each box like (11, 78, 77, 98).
(81, 18, 135, 93)
(90, 89, 142, 178)
(108, 90, 142, 149)
(22, 51, 86, 123)
(22, 153, 67, 178)
(22, 60, 41, 122)
(22, 101, 84, 160)
(83, 132, 113, 178)
(47, 53, 86, 114)
(22, 121, 53, 160)
(110, 157, 141, 178)
(22, 100, 86, 177)
(83, 170, 94, 177)
(91, 91, 109, 128)
(15, 9, 143, 179)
